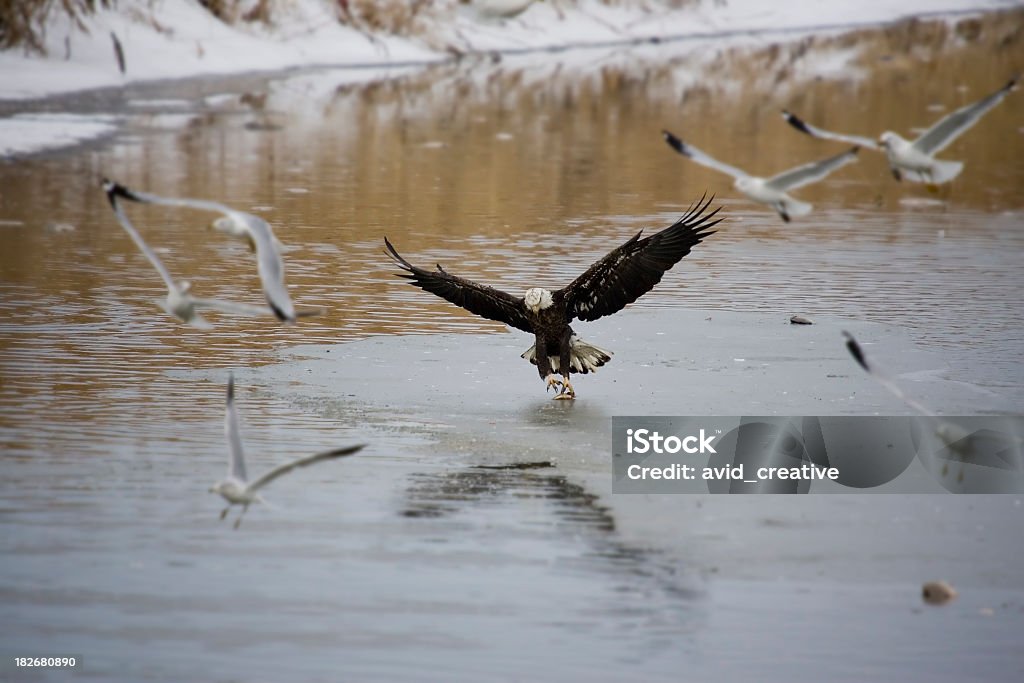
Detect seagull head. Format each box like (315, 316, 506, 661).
(210, 215, 246, 237)
(734, 176, 755, 194)
(211, 215, 257, 251)
(524, 287, 553, 313)
(877, 131, 902, 149)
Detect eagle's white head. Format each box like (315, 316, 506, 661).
(524, 288, 554, 313)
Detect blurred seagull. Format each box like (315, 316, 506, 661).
(102, 179, 280, 328)
(842, 331, 933, 417)
(782, 76, 1017, 184)
(210, 373, 365, 529)
(842, 331, 1022, 483)
(662, 130, 858, 222)
(102, 181, 321, 323)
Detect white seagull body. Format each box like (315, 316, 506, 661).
(102, 179, 281, 328)
(783, 76, 1017, 184)
(662, 130, 858, 222)
(101, 182, 315, 322)
(210, 373, 365, 529)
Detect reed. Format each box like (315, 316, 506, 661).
(0, 0, 109, 54)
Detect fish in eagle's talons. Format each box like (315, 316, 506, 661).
(384, 194, 722, 398)
(554, 378, 576, 400)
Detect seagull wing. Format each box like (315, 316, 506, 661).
(662, 130, 749, 180)
(109, 182, 236, 215)
(234, 213, 295, 322)
(384, 237, 535, 333)
(912, 76, 1017, 156)
(102, 180, 179, 293)
(781, 110, 880, 150)
(224, 373, 247, 482)
(558, 195, 721, 322)
(191, 297, 277, 318)
(247, 444, 365, 493)
(765, 146, 860, 192)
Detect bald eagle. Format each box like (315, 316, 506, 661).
(384, 196, 721, 399)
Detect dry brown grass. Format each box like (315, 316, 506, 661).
(341, 0, 435, 36)
(0, 0, 109, 54)
(197, 0, 273, 25)
(0, 0, 282, 54)
(0, 0, 704, 55)
(335, 1, 705, 37)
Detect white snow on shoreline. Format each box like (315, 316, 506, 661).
(0, 112, 120, 157)
(0, 0, 1013, 103)
(0, 0, 1014, 159)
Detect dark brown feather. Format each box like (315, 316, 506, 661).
(558, 194, 721, 322)
(384, 237, 534, 333)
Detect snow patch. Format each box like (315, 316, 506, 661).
(0, 112, 119, 157)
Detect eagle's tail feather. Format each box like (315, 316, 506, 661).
(521, 336, 613, 375)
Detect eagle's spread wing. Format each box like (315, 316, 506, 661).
(385, 238, 534, 333)
(558, 195, 721, 322)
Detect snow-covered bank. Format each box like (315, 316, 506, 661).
(0, 0, 1015, 103)
(0, 0, 1017, 158)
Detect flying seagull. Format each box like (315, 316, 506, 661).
(782, 76, 1018, 184)
(662, 130, 858, 222)
(842, 330, 933, 417)
(842, 331, 1022, 484)
(385, 195, 721, 399)
(100, 181, 321, 323)
(102, 179, 282, 328)
(210, 373, 365, 529)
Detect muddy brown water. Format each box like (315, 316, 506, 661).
(2, 11, 1024, 682)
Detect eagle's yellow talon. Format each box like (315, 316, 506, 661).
(553, 377, 575, 400)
